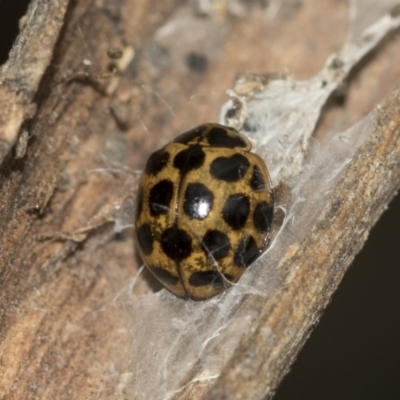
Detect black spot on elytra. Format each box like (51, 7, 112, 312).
(136, 223, 154, 255)
(233, 235, 260, 267)
(206, 126, 247, 148)
(161, 226, 192, 262)
(201, 230, 231, 261)
(184, 183, 214, 220)
(135, 185, 144, 220)
(210, 153, 250, 182)
(148, 265, 179, 286)
(222, 193, 250, 230)
(250, 165, 266, 191)
(173, 125, 208, 145)
(253, 201, 273, 233)
(145, 149, 169, 175)
(149, 179, 174, 216)
(173, 145, 205, 175)
(189, 270, 232, 289)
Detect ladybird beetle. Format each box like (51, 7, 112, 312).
(135, 123, 274, 300)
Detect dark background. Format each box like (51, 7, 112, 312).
(1, 1, 399, 399)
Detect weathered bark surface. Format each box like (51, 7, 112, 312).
(0, 0, 399, 399)
(0, 0, 69, 163)
(0, 1, 187, 398)
(205, 88, 400, 399)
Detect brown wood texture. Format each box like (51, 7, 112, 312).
(0, 0, 70, 163)
(1, 0, 400, 399)
(205, 89, 400, 399)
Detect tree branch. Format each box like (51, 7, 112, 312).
(1, 1, 400, 399)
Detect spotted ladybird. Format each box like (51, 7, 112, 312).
(135, 123, 274, 300)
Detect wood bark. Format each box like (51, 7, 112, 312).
(0, 1, 400, 399)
